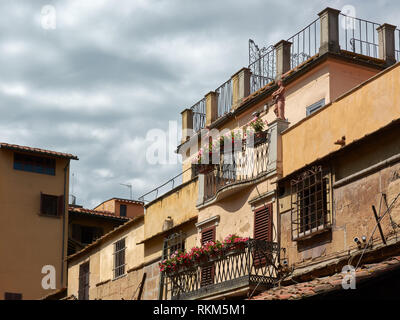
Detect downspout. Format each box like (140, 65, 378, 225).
(61, 161, 69, 287)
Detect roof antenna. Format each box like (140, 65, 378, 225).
(120, 183, 133, 200)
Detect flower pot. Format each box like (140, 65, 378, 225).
(197, 164, 214, 174)
(254, 131, 267, 147)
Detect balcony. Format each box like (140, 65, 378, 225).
(203, 132, 270, 202)
(162, 239, 280, 300)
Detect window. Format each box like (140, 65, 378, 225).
(254, 204, 273, 266)
(113, 238, 126, 279)
(14, 152, 55, 175)
(72, 225, 103, 245)
(200, 226, 215, 287)
(120, 204, 127, 217)
(254, 204, 273, 242)
(4, 292, 22, 300)
(40, 193, 63, 217)
(78, 262, 90, 300)
(291, 165, 331, 240)
(306, 98, 325, 116)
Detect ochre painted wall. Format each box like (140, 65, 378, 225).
(67, 219, 144, 300)
(282, 63, 400, 177)
(0, 149, 70, 300)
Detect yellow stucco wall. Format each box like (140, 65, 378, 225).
(144, 179, 199, 242)
(282, 62, 400, 177)
(0, 149, 70, 300)
(67, 219, 144, 299)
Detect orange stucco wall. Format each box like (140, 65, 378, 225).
(282, 62, 400, 177)
(0, 149, 70, 300)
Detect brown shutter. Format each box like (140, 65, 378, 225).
(254, 204, 273, 267)
(254, 203, 272, 242)
(40, 192, 44, 214)
(57, 195, 64, 216)
(200, 226, 215, 287)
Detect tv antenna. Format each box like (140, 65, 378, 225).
(120, 183, 133, 200)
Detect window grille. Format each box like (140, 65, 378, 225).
(78, 262, 90, 300)
(113, 238, 126, 279)
(291, 166, 331, 240)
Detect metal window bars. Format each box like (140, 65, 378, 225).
(290, 166, 332, 240)
(339, 13, 381, 59)
(191, 98, 206, 133)
(216, 79, 233, 117)
(248, 40, 276, 94)
(287, 18, 320, 70)
(113, 238, 126, 279)
(162, 239, 279, 300)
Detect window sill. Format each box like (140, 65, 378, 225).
(293, 224, 331, 241)
(112, 273, 127, 281)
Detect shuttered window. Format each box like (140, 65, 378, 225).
(254, 204, 273, 242)
(78, 262, 90, 300)
(40, 193, 64, 217)
(254, 204, 273, 267)
(200, 226, 215, 287)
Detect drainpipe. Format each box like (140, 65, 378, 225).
(61, 161, 69, 287)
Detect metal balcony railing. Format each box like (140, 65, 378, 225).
(339, 13, 381, 59)
(191, 98, 206, 133)
(216, 79, 233, 117)
(203, 132, 270, 202)
(287, 18, 320, 69)
(249, 40, 276, 94)
(162, 239, 280, 300)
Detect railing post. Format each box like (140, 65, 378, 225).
(205, 91, 218, 126)
(318, 7, 341, 55)
(231, 67, 251, 110)
(181, 108, 193, 143)
(267, 118, 290, 175)
(274, 40, 292, 79)
(377, 23, 397, 66)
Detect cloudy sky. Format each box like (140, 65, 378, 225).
(0, 0, 396, 208)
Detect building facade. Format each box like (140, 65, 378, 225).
(65, 7, 400, 300)
(0, 143, 78, 300)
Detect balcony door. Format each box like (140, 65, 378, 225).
(78, 262, 90, 300)
(200, 226, 215, 287)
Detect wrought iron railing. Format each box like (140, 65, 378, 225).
(138, 167, 192, 203)
(203, 132, 270, 202)
(216, 79, 233, 117)
(339, 13, 381, 59)
(249, 40, 276, 93)
(162, 239, 280, 300)
(191, 98, 206, 133)
(287, 18, 320, 69)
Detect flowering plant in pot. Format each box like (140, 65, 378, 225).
(248, 116, 267, 133)
(223, 234, 249, 252)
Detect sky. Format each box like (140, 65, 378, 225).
(0, 0, 397, 208)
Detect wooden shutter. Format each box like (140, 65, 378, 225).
(254, 204, 273, 242)
(254, 204, 273, 267)
(4, 292, 22, 300)
(200, 226, 215, 287)
(78, 262, 90, 300)
(57, 195, 64, 216)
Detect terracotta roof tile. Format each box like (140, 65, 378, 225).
(249, 255, 400, 300)
(69, 206, 130, 221)
(0, 142, 78, 160)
